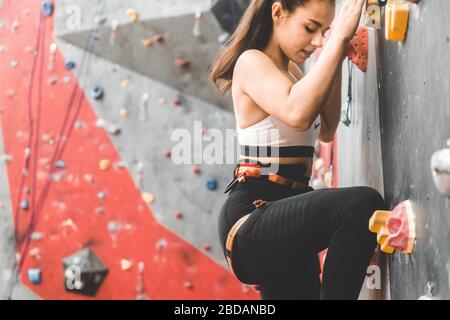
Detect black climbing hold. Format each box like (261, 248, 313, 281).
(92, 86, 104, 100)
(62, 247, 109, 296)
(64, 61, 76, 70)
(41, 0, 54, 17)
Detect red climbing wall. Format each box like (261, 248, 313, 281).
(0, 0, 258, 300)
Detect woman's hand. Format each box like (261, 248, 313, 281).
(331, 0, 366, 43)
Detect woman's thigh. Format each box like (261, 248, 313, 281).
(232, 186, 385, 283)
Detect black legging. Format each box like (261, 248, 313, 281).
(218, 174, 387, 300)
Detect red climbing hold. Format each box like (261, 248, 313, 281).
(153, 34, 164, 43)
(175, 58, 190, 69)
(163, 149, 171, 158)
(172, 97, 182, 106)
(346, 26, 368, 72)
(192, 166, 201, 174)
(202, 243, 211, 251)
(175, 211, 183, 219)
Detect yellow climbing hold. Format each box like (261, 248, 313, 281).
(385, 0, 409, 42)
(142, 192, 155, 205)
(127, 9, 139, 23)
(121, 259, 133, 271)
(158, 98, 167, 105)
(99, 159, 110, 170)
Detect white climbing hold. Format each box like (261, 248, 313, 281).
(121, 259, 133, 271)
(431, 147, 450, 197)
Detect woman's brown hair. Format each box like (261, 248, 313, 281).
(208, 0, 334, 95)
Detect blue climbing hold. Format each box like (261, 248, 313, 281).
(206, 178, 218, 191)
(28, 268, 42, 285)
(64, 61, 76, 70)
(20, 199, 29, 211)
(92, 86, 104, 100)
(41, 0, 54, 17)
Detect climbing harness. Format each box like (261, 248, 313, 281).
(225, 198, 269, 289)
(224, 162, 313, 194)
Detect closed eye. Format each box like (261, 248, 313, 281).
(305, 26, 315, 33)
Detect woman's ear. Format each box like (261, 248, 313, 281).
(272, 2, 286, 24)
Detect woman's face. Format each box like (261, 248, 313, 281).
(273, 1, 335, 64)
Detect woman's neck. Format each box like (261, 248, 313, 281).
(263, 37, 290, 72)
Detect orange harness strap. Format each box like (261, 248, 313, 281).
(225, 199, 268, 289)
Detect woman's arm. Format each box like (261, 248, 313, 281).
(319, 61, 343, 143)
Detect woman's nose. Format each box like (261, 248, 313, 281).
(311, 33, 323, 48)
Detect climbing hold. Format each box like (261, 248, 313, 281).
(156, 238, 167, 250)
(99, 159, 110, 170)
(173, 97, 182, 106)
(63, 76, 72, 83)
(31, 232, 44, 241)
(91, 86, 104, 100)
(369, 200, 416, 254)
(62, 247, 109, 296)
(218, 32, 230, 44)
(64, 60, 76, 70)
(202, 128, 208, 136)
(142, 192, 155, 205)
(6, 89, 16, 99)
(119, 108, 129, 117)
(175, 58, 190, 69)
(192, 166, 201, 174)
(175, 211, 183, 219)
(83, 174, 94, 184)
(163, 149, 171, 158)
(202, 243, 211, 251)
(28, 268, 42, 285)
(346, 26, 368, 72)
(20, 199, 30, 211)
(183, 281, 193, 289)
(193, 9, 202, 37)
(365, 0, 382, 29)
(0, 154, 12, 164)
(48, 77, 58, 85)
(11, 20, 19, 32)
(385, 0, 410, 42)
(430, 147, 450, 197)
(10, 60, 20, 68)
(97, 191, 106, 199)
(153, 34, 164, 43)
(121, 79, 131, 88)
(139, 93, 150, 121)
(41, 0, 54, 17)
(158, 98, 167, 105)
(142, 39, 153, 47)
(127, 9, 139, 23)
(121, 259, 133, 271)
(206, 177, 218, 191)
(55, 160, 66, 168)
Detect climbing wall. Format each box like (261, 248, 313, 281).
(377, 0, 450, 299)
(337, 0, 450, 299)
(0, 0, 258, 299)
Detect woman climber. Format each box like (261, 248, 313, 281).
(209, 0, 387, 300)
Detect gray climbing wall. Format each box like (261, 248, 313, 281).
(377, 0, 450, 299)
(53, 0, 240, 268)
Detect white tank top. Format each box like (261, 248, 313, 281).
(237, 114, 321, 148)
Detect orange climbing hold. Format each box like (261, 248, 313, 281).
(385, 0, 410, 42)
(346, 26, 368, 72)
(369, 200, 416, 254)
